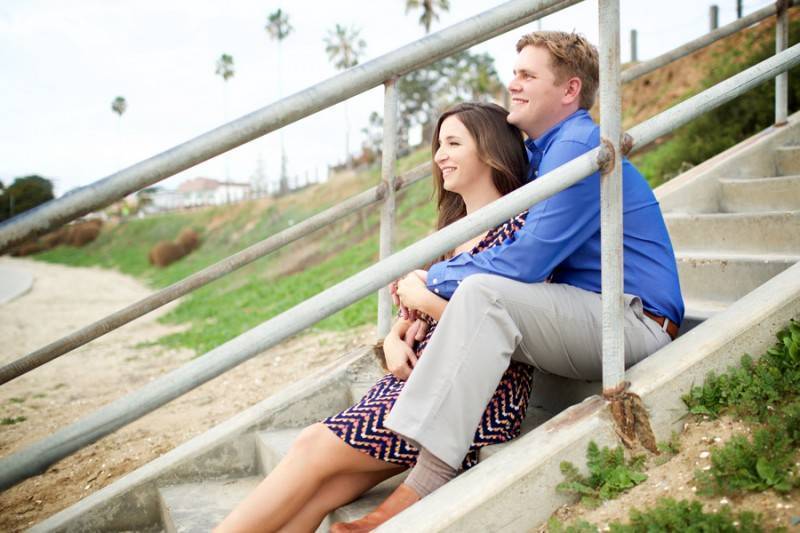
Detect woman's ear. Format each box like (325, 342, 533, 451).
(563, 77, 583, 105)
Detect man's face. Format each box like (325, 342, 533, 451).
(507, 45, 570, 139)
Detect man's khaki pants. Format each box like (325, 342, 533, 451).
(384, 274, 672, 469)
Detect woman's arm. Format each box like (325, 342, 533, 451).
(396, 270, 447, 321)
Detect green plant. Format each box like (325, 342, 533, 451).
(654, 431, 681, 465)
(683, 320, 800, 421)
(556, 442, 647, 508)
(696, 401, 800, 495)
(610, 498, 763, 532)
(1, 416, 27, 425)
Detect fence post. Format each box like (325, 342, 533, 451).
(630, 29, 638, 62)
(776, 0, 789, 126)
(737, 0, 743, 18)
(378, 78, 399, 338)
(599, 0, 625, 395)
(710, 4, 720, 30)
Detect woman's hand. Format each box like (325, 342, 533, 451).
(384, 319, 418, 381)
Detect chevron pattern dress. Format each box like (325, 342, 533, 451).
(322, 212, 535, 471)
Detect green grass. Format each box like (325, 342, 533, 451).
(33, 149, 438, 355)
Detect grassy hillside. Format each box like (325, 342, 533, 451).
(623, 11, 800, 185)
(29, 13, 798, 355)
(35, 149, 435, 354)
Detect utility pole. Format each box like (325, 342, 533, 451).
(630, 29, 638, 62)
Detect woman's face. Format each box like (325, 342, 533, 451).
(434, 115, 492, 195)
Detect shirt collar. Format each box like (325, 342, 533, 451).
(524, 108, 591, 155)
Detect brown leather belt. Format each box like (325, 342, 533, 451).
(643, 310, 679, 340)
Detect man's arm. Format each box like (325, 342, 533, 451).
(427, 140, 601, 299)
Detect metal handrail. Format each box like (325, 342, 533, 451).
(2, 1, 793, 384)
(0, 0, 579, 253)
(2, 43, 797, 491)
(0, 164, 429, 385)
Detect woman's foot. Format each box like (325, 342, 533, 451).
(329, 483, 420, 532)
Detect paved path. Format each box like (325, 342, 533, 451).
(0, 259, 34, 305)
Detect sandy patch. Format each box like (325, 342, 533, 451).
(0, 257, 375, 531)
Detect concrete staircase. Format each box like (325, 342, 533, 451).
(661, 131, 800, 333)
(30, 114, 800, 532)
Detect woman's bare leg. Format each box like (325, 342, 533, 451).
(214, 423, 401, 532)
(277, 467, 406, 533)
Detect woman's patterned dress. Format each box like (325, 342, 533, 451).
(322, 212, 534, 471)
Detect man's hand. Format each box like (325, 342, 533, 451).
(390, 279, 415, 320)
(396, 270, 431, 315)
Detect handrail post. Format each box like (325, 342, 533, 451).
(378, 77, 400, 338)
(776, 0, 789, 126)
(599, 0, 626, 396)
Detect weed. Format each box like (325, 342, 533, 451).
(547, 499, 763, 532)
(654, 431, 681, 466)
(1, 416, 27, 425)
(683, 320, 800, 421)
(612, 498, 763, 532)
(7, 397, 25, 404)
(556, 442, 647, 508)
(696, 401, 800, 495)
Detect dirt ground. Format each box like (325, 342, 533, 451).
(536, 416, 800, 531)
(0, 257, 375, 532)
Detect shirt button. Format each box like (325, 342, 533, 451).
(457, 281, 461, 285)
(432, 278, 438, 284)
(434, 289, 440, 294)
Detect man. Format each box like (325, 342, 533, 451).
(332, 31, 683, 532)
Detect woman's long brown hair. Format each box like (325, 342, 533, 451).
(430, 102, 529, 260)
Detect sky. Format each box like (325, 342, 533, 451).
(0, 0, 776, 196)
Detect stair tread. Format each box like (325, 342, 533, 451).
(718, 174, 800, 184)
(159, 477, 261, 533)
(665, 210, 800, 220)
(675, 251, 800, 262)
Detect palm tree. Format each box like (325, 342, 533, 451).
(215, 54, 235, 203)
(324, 24, 366, 167)
(111, 96, 127, 123)
(111, 96, 127, 165)
(405, 0, 450, 34)
(266, 8, 293, 195)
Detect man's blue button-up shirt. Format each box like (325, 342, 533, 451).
(426, 109, 685, 325)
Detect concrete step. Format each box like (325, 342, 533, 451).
(677, 252, 799, 304)
(159, 477, 263, 533)
(681, 299, 729, 334)
(665, 211, 800, 254)
(775, 146, 800, 176)
(719, 175, 800, 213)
(254, 428, 407, 527)
(256, 428, 300, 474)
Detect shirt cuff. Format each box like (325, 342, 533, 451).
(426, 262, 457, 300)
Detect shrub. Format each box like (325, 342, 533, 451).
(148, 241, 186, 267)
(176, 228, 199, 252)
(67, 221, 102, 247)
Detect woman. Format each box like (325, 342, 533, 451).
(216, 102, 534, 533)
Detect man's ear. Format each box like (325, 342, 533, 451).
(562, 77, 582, 105)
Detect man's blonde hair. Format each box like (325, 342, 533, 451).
(516, 31, 599, 109)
